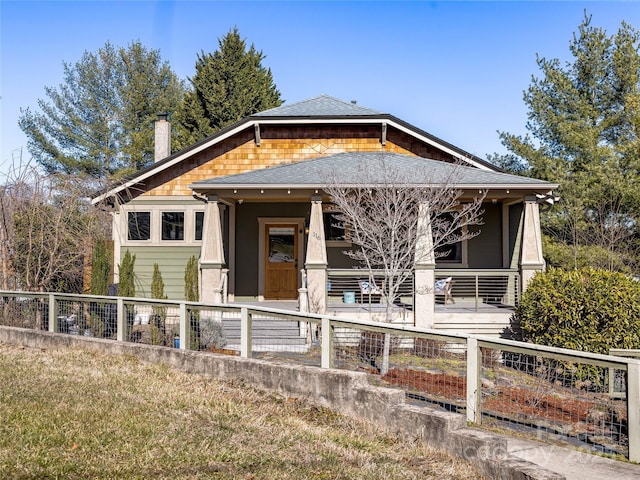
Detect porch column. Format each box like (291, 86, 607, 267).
(520, 196, 545, 291)
(305, 195, 327, 313)
(414, 203, 436, 329)
(200, 195, 225, 303)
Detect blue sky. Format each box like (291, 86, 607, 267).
(1, 1, 638, 175)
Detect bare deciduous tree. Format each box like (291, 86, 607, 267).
(324, 154, 486, 374)
(0, 155, 110, 294)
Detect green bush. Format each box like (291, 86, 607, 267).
(517, 268, 640, 354)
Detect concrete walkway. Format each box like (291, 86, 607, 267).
(505, 436, 640, 480)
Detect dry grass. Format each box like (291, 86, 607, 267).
(0, 343, 484, 479)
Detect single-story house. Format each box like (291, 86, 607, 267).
(92, 95, 557, 333)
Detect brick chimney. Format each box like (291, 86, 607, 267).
(154, 113, 170, 162)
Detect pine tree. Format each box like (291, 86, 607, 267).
(19, 41, 184, 178)
(496, 13, 640, 271)
(173, 27, 282, 149)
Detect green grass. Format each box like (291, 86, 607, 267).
(0, 343, 484, 479)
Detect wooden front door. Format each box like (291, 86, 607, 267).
(264, 224, 298, 299)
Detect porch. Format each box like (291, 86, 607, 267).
(233, 268, 519, 337)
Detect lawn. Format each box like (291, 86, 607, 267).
(0, 343, 483, 479)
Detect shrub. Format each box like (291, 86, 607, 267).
(150, 263, 168, 345)
(517, 268, 640, 354)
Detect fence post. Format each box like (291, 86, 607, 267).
(240, 307, 251, 358)
(179, 303, 188, 350)
(628, 361, 640, 462)
(466, 337, 482, 424)
(116, 298, 125, 342)
(48, 294, 57, 333)
(321, 316, 334, 369)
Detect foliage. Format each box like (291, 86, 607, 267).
(4, 166, 109, 293)
(199, 318, 227, 350)
(184, 255, 199, 302)
(149, 263, 168, 344)
(516, 268, 640, 355)
(19, 41, 184, 178)
(90, 239, 111, 296)
(118, 250, 136, 298)
(151, 263, 167, 301)
(542, 234, 633, 272)
(494, 14, 640, 271)
(173, 27, 282, 149)
(184, 255, 200, 349)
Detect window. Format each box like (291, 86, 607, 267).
(323, 212, 345, 241)
(127, 212, 150, 240)
(162, 212, 184, 240)
(434, 213, 463, 263)
(435, 241, 462, 262)
(195, 211, 204, 241)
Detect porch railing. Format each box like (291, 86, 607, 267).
(326, 268, 520, 311)
(2, 290, 638, 462)
(326, 269, 414, 306)
(437, 268, 521, 310)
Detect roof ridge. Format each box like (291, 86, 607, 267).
(253, 94, 383, 117)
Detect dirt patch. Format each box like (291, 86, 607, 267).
(381, 368, 627, 454)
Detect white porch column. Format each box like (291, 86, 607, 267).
(200, 195, 225, 303)
(305, 195, 328, 313)
(414, 203, 436, 329)
(520, 196, 545, 291)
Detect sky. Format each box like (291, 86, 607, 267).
(1, 1, 639, 176)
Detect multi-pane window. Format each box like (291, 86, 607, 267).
(162, 212, 184, 240)
(127, 212, 151, 240)
(195, 211, 204, 241)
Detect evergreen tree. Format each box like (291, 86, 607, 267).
(19, 41, 184, 178)
(495, 14, 640, 271)
(184, 255, 199, 302)
(173, 27, 282, 149)
(150, 263, 167, 344)
(90, 239, 111, 296)
(118, 250, 136, 298)
(151, 263, 166, 300)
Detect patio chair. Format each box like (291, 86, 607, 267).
(359, 280, 382, 303)
(435, 277, 455, 304)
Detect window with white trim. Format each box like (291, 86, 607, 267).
(161, 212, 184, 240)
(127, 212, 151, 240)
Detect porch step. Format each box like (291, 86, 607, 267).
(220, 316, 307, 348)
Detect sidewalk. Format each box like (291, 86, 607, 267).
(506, 436, 640, 480)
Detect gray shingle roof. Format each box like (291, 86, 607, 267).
(192, 152, 554, 188)
(253, 94, 383, 117)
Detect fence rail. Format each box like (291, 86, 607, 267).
(1, 290, 637, 461)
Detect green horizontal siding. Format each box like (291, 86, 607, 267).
(121, 246, 201, 300)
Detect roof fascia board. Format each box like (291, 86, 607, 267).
(189, 182, 557, 191)
(91, 120, 256, 205)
